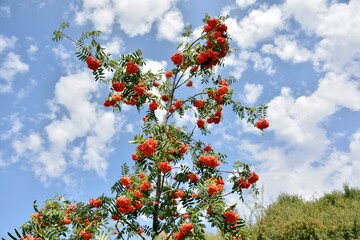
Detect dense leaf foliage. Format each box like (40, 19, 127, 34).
(251, 185, 360, 240)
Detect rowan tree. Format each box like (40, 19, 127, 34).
(6, 14, 269, 240)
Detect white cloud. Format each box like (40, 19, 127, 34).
(243, 83, 263, 104)
(213, 124, 240, 149)
(27, 44, 39, 56)
(326, 129, 360, 188)
(268, 72, 360, 147)
(236, 71, 360, 202)
(313, 0, 360, 75)
(224, 51, 249, 79)
(236, 0, 256, 9)
(0, 151, 7, 167)
(226, 5, 283, 49)
(238, 127, 360, 203)
(125, 124, 134, 133)
(225, 50, 274, 79)
(230, 1, 360, 203)
(12, 133, 42, 156)
(0, 5, 10, 17)
(74, 0, 114, 33)
(262, 36, 311, 63)
(52, 44, 79, 74)
(17, 79, 37, 99)
(173, 107, 198, 129)
(12, 71, 124, 183)
(0, 52, 29, 93)
(0, 35, 16, 54)
(284, 0, 328, 33)
(0, 114, 23, 140)
(250, 52, 275, 75)
(82, 110, 116, 174)
(103, 36, 124, 56)
(52, 44, 71, 61)
(284, 0, 360, 75)
(75, 0, 177, 37)
(157, 9, 185, 42)
(113, 0, 175, 37)
(144, 59, 167, 74)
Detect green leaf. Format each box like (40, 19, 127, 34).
(7, 232, 17, 240)
(121, 163, 130, 176)
(33, 200, 39, 212)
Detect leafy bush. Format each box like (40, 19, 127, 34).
(251, 184, 360, 240)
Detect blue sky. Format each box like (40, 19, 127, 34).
(1, 0, 359, 237)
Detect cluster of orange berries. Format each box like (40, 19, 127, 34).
(197, 17, 230, 69)
(89, 198, 103, 208)
(199, 155, 220, 168)
(194, 79, 229, 130)
(224, 210, 240, 225)
(137, 138, 158, 157)
(116, 174, 151, 216)
(173, 222, 194, 240)
(238, 172, 260, 189)
(207, 177, 225, 196)
(21, 235, 42, 240)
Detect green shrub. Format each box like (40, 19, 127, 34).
(251, 184, 360, 240)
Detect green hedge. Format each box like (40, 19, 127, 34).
(251, 185, 360, 240)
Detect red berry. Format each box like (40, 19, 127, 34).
(86, 56, 100, 71)
(126, 61, 139, 74)
(171, 53, 183, 65)
(112, 82, 126, 92)
(174, 100, 182, 109)
(149, 101, 159, 111)
(196, 119, 205, 128)
(255, 119, 269, 130)
(165, 71, 173, 78)
(247, 172, 259, 184)
(161, 95, 169, 102)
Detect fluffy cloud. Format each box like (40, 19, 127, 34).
(269, 72, 360, 146)
(226, 5, 284, 49)
(113, 0, 176, 37)
(0, 34, 16, 53)
(243, 83, 263, 104)
(284, 0, 328, 33)
(284, 0, 360, 75)
(52, 44, 71, 61)
(236, 71, 360, 201)
(224, 51, 249, 79)
(12, 133, 42, 156)
(157, 9, 185, 42)
(74, 0, 178, 37)
(239, 127, 360, 202)
(27, 44, 39, 56)
(250, 52, 275, 75)
(224, 50, 274, 79)
(236, 0, 256, 9)
(313, 0, 360, 75)
(226, 0, 360, 205)
(0, 114, 23, 140)
(0, 52, 29, 93)
(103, 36, 125, 56)
(326, 129, 360, 188)
(74, 0, 114, 33)
(0, 5, 10, 17)
(12, 71, 123, 183)
(262, 36, 311, 63)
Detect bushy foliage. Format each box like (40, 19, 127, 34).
(251, 184, 360, 240)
